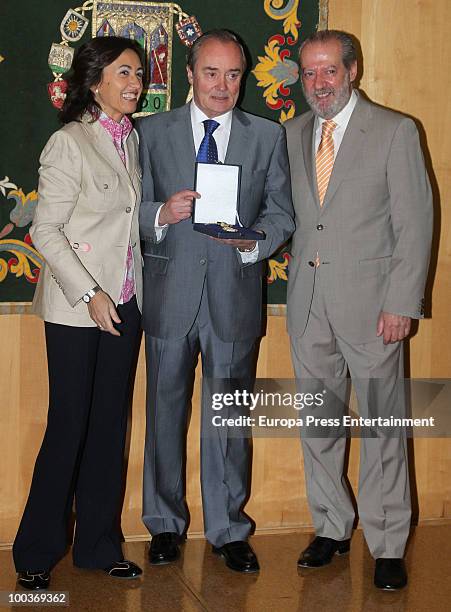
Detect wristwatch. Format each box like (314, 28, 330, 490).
(82, 285, 101, 303)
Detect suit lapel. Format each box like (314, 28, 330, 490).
(167, 104, 196, 187)
(301, 114, 319, 206)
(86, 117, 132, 185)
(224, 109, 252, 220)
(321, 95, 371, 209)
(126, 130, 141, 199)
(225, 108, 251, 166)
(126, 130, 137, 174)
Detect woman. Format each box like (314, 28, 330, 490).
(13, 36, 145, 589)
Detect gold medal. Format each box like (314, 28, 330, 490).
(218, 222, 239, 233)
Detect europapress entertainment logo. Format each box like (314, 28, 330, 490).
(204, 378, 448, 438)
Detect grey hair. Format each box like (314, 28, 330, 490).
(187, 29, 247, 71)
(299, 29, 357, 70)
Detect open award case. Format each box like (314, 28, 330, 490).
(192, 162, 266, 240)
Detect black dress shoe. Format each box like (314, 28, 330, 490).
(212, 541, 260, 573)
(103, 560, 142, 579)
(298, 536, 350, 567)
(374, 558, 407, 590)
(149, 532, 181, 565)
(17, 571, 50, 590)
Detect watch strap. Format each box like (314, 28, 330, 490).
(82, 285, 101, 303)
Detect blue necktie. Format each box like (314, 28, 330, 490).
(196, 119, 219, 163)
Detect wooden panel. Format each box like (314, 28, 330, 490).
(1, 0, 451, 545)
(328, 0, 451, 517)
(328, 0, 363, 39)
(1, 312, 449, 545)
(329, 0, 451, 379)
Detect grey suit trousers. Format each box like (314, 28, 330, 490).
(290, 269, 411, 559)
(142, 283, 257, 547)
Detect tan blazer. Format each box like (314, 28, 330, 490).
(285, 94, 433, 344)
(31, 115, 143, 327)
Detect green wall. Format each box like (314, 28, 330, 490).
(0, 0, 319, 305)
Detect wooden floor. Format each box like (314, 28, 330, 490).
(1, 525, 450, 611)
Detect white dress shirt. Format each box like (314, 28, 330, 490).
(314, 90, 358, 157)
(156, 101, 258, 262)
(190, 100, 232, 163)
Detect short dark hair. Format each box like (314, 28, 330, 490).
(299, 29, 357, 70)
(187, 29, 247, 71)
(59, 36, 144, 124)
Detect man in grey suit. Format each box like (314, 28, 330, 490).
(137, 29, 294, 573)
(285, 30, 432, 589)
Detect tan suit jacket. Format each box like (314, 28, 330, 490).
(285, 94, 433, 344)
(31, 115, 143, 327)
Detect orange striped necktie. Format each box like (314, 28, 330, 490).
(316, 119, 337, 206)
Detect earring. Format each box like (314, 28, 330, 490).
(95, 88, 99, 95)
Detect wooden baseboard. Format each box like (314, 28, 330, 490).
(122, 517, 451, 543)
(1, 518, 450, 551)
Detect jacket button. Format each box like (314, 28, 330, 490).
(308, 261, 315, 267)
(200, 258, 206, 265)
(317, 224, 324, 230)
(125, 206, 132, 213)
(103, 184, 108, 189)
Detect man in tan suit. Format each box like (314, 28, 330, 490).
(285, 30, 432, 590)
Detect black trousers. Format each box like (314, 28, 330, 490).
(13, 297, 141, 572)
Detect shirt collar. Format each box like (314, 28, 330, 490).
(98, 111, 133, 143)
(318, 89, 358, 129)
(190, 100, 233, 132)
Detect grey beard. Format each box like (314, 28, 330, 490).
(302, 78, 352, 119)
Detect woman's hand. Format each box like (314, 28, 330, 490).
(87, 291, 121, 336)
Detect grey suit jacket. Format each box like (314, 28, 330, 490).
(137, 104, 294, 341)
(285, 94, 433, 344)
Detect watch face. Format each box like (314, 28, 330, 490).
(82, 295, 90, 303)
